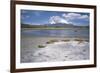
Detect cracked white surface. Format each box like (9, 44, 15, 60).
(21, 41, 89, 63)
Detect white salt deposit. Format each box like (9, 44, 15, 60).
(27, 41, 89, 62)
(21, 40, 89, 63)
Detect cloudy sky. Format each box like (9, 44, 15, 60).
(21, 10, 90, 26)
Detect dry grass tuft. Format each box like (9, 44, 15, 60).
(38, 45, 45, 48)
(46, 39, 58, 44)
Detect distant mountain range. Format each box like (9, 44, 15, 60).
(44, 23, 74, 27)
(21, 23, 89, 28)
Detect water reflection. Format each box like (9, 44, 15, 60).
(21, 29, 89, 37)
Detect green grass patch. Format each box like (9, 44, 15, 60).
(61, 39, 70, 42)
(38, 45, 45, 48)
(74, 38, 83, 41)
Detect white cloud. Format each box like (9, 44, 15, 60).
(62, 13, 89, 20)
(26, 15, 30, 18)
(33, 11, 41, 16)
(62, 13, 89, 26)
(49, 16, 69, 24)
(21, 10, 28, 13)
(79, 15, 89, 19)
(21, 15, 30, 20)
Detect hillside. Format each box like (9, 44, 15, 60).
(21, 23, 89, 28)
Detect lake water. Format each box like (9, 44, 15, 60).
(21, 28, 89, 38)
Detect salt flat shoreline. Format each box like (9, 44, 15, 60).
(21, 36, 89, 63)
(21, 36, 89, 50)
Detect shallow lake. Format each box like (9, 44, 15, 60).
(21, 28, 89, 38)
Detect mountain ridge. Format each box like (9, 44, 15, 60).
(21, 23, 89, 28)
